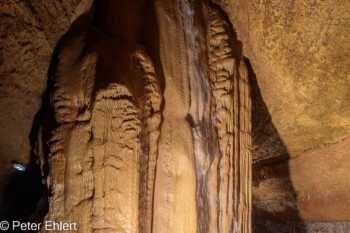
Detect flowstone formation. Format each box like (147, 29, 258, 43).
(206, 7, 251, 233)
(152, 1, 252, 232)
(2, 0, 350, 232)
(34, 0, 252, 233)
(37, 33, 162, 232)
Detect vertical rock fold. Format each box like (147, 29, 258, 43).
(36, 1, 251, 232)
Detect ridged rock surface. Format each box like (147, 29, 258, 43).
(35, 0, 252, 233)
(153, 1, 251, 232)
(213, 0, 350, 225)
(2, 0, 350, 232)
(0, 0, 93, 209)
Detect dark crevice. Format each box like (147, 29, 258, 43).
(244, 57, 306, 233)
(0, 154, 45, 233)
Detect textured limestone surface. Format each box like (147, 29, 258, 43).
(213, 0, 350, 224)
(2, 0, 350, 232)
(34, 0, 252, 232)
(214, 0, 350, 157)
(289, 137, 350, 221)
(36, 29, 161, 231)
(0, 0, 93, 210)
(153, 1, 251, 232)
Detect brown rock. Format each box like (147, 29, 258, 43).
(0, 0, 93, 207)
(214, 0, 350, 225)
(214, 0, 350, 156)
(4, 0, 350, 232)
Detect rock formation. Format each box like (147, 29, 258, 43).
(1, 0, 350, 233)
(206, 6, 251, 233)
(37, 31, 163, 232)
(33, 0, 252, 232)
(211, 0, 350, 227)
(0, 0, 93, 211)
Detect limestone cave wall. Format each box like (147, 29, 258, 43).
(1, 0, 350, 233)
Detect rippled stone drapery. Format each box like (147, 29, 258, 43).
(36, 0, 251, 233)
(206, 6, 252, 233)
(153, 1, 251, 232)
(37, 34, 162, 232)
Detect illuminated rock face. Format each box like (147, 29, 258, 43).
(3, 0, 350, 232)
(212, 0, 350, 224)
(35, 0, 251, 233)
(38, 36, 162, 232)
(153, 1, 251, 232)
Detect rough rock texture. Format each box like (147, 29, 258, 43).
(213, 0, 350, 227)
(253, 219, 350, 233)
(214, 0, 350, 156)
(2, 0, 350, 232)
(289, 137, 350, 221)
(37, 28, 162, 232)
(33, 0, 252, 233)
(206, 7, 251, 232)
(153, 1, 252, 233)
(0, 0, 93, 212)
